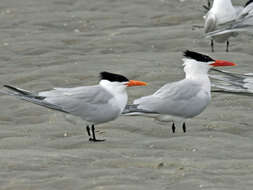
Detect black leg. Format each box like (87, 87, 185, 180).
(172, 122, 176, 133)
(86, 125, 91, 137)
(89, 124, 105, 142)
(226, 40, 229, 52)
(182, 122, 186, 133)
(211, 40, 214, 52)
(91, 124, 96, 141)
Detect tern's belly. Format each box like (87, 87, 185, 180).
(69, 103, 121, 125)
(213, 33, 234, 43)
(88, 108, 121, 124)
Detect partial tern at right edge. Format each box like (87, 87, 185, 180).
(210, 68, 253, 95)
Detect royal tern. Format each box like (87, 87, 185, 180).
(2, 72, 147, 142)
(206, 0, 253, 42)
(123, 50, 236, 133)
(204, 0, 245, 52)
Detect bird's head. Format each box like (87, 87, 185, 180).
(99, 72, 147, 92)
(182, 50, 236, 77)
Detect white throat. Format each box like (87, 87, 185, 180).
(183, 59, 210, 78)
(183, 59, 211, 92)
(99, 80, 128, 112)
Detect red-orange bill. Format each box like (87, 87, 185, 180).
(127, 80, 147, 87)
(210, 60, 236, 67)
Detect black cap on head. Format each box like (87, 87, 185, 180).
(183, 50, 214, 62)
(100, 72, 129, 82)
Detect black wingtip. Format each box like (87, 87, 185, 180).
(3, 85, 45, 100)
(183, 50, 214, 62)
(3, 85, 25, 94)
(4, 84, 12, 88)
(100, 71, 129, 82)
(245, 0, 253, 7)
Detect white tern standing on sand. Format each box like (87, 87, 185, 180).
(123, 50, 236, 133)
(2, 72, 147, 142)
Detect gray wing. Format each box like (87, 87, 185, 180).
(205, 18, 253, 38)
(153, 79, 202, 100)
(44, 86, 122, 123)
(133, 79, 205, 118)
(211, 69, 253, 94)
(3, 84, 118, 123)
(212, 88, 253, 96)
(40, 85, 112, 105)
(41, 85, 114, 115)
(238, 3, 253, 18)
(3, 85, 115, 121)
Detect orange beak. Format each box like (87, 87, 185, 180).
(127, 80, 147, 87)
(210, 60, 236, 67)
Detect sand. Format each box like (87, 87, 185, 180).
(0, 0, 253, 189)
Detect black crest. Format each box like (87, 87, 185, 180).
(183, 50, 214, 62)
(100, 72, 129, 82)
(245, 0, 253, 7)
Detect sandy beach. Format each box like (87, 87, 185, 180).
(0, 0, 253, 189)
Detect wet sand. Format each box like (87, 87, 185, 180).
(0, 0, 253, 189)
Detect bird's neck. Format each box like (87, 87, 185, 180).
(185, 73, 211, 93)
(100, 80, 128, 112)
